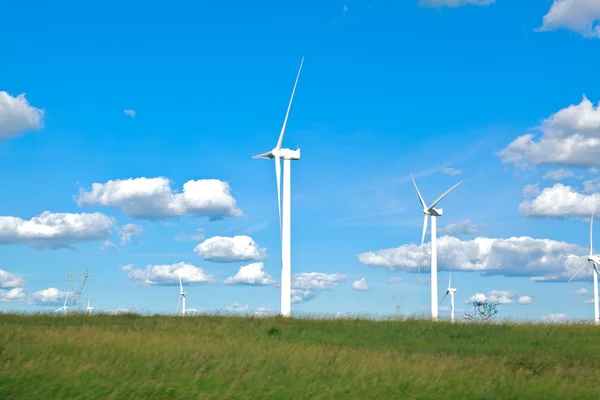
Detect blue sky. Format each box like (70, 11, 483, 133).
(1, 0, 600, 322)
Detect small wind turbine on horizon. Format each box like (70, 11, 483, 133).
(253, 57, 304, 318)
(568, 213, 599, 325)
(86, 296, 94, 315)
(56, 290, 70, 315)
(176, 276, 188, 317)
(410, 173, 462, 321)
(440, 267, 457, 323)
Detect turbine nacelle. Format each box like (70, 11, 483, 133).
(424, 207, 443, 217)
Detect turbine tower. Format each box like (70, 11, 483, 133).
(253, 57, 304, 317)
(86, 296, 94, 315)
(56, 290, 70, 315)
(176, 276, 188, 316)
(410, 173, 462, 320)
(568, 213, 600, 325)
(440, 268, 457, 323)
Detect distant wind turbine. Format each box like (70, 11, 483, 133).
(410, 173, 462, 320)
(86, 296, 94, 315)
(176, 276, 188, 316)
(568, 213, 599, 325)
(253, 57, 304, 317)
(440, 267, 457, 323)
(56, 290, 70, 315)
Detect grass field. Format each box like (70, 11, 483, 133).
(1, 313, 600, 399)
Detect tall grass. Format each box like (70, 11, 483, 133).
(1, 313, 599, 399)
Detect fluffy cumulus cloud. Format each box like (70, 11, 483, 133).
(352, 277, 369, 291)
(358, 235, 591, 282)
(122, 262, 216, 286)
(537, 0, 600, 38)
(576, 288, 590, 295)
(291, 273, 347, 303)
(118, 223, 142, 245)
(518, 295, 533, 305)
(224, 262, 275, 285)
(499, 96, 600, 168)
(466, 290, 520, 305)
(0, 91, 44, 139)
(124, 109, 136, 118)
(194, 235, 266, 262)
(0, 269, 25, 288)
(519, 183, 600, 217)
(541, 313, 568, 323)
(543, 169, 574, 181)
(419, 0, 494, 7)
(0, 287, 26, 302)
(441, 220, 478, 236)
(0, 211, 114, 249)
(30, 288, 69, 306)
(76, 177, 242, 220)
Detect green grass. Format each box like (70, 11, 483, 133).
(1, 313, 600, 399)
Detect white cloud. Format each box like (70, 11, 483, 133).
(419, 0, 495, 7)
(584, 296, 598, 304)
(175, 228, 205, 242)
(500, 96, 600, 168)
(466, 290, 517, 305)
(99, 240, 118, 252)
(518, 295, 533, 305)
(352, 277, 369, 291)
(122, 262, 216, 286)
(442, 167, 463, 176)
(0, 269, 25, 288)
(576, 288, 590, 295)
(30, 288, 69, 306)
(118, 223, 142, 245)
(519, 183, 600, 217)
(537, 0, 600, 38)
(0, 287, 26, 302)
(0, 91, 44, 139)
(102, 308, 136, 315)
(224, 303, 249, 312)
(0, 211, 114, 249)
(543, 169, 574, 180)
(291, 273, 347, 303)
(224, 262, 275, 285)
(76, 177, 242, 220)
(194, 235, 266, 262)
(124, 109, 136, 118)
(358, 235, 589, 281)
(541, 313, 568, 323)
(441, 219, 478, 236)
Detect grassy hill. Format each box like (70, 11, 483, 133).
(1, 313, 599, 399)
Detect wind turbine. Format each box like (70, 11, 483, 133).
(410, 173, 462, 320)
(568, 213, 599, 325)
(252, 57, 304, 317)
(55, 290, 70, 315)
(440, 268, 457, 323)
(176, 276, 188, 316)
(86, 296, 94, 315)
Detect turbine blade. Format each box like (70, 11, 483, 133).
(568, 262, 590, 283)
(440, 291, 449, 305)
(252, 151, 274, 159)
(418, 214, 428, 277)
(428, 180, 463, 210)
(448, 264, 453, 289)
(63, 290, 69, 307)
(591, 213, 594, 257)
(410, 173, 427, 209)
(275, 156, 282, 237)
(276, 57, 304, 150)
(176, 295, 181, 314)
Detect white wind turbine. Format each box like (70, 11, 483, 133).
(411, 173, 462, 320)
(568, 213, 600, 325)
(253, 57, 304, 317)
(440, 268, 457, 323)
(56, 290, 70, 315)
(86, 296, 94, 315)
(176, 276, 188, 316)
